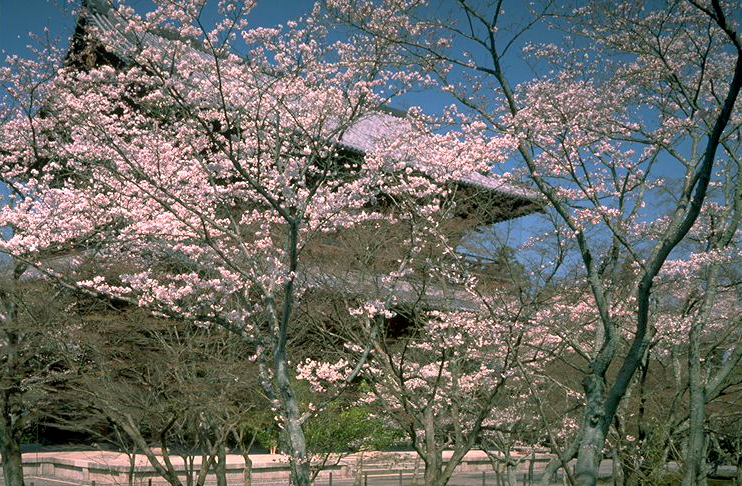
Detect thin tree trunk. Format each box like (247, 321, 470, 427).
(184, 455, 194, 486)
(271, 220, 311, 486)
(215, 442, 227, 486)
(275, 353, 311, 486)
(242, 453, 252, 486)
(507, 462, 517, 486)
(117, 414, 184, 486)
(424, 459, 444, 486)
(127, 452, 137, 486)
(353, 450, 365, 486)
(232, 419, 256, 486)
(683, 326, 707, 486)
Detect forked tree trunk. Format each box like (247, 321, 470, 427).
(183, 455, 194, 486)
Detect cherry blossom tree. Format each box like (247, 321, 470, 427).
(637, 172, 742, 485)
(0, 2, 523, 485)
(326, 1, 742, 485)
(297, 225, 575, 486)
(298, 308, 536, 486)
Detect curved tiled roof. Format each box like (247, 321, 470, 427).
(338, 112, 540, 201)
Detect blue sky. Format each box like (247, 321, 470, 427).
(1, 1, 72, 59)
(0, 0, 474, 114)
(0, 0, 317, 63)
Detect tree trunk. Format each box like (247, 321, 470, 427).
(275, 354, 311, 486)
(683, 278, 712, 486)
(424, 463, 449, 486)
(271, 221, 311, 486)
(0, 300, 25, 486)
(184, 455, 194, 486)
(574, 374, 606, 486)
(574, 429, 604, 486)
(0, 423, 26, 486)
(117, 415, 184, 486)
(422, 407, 444, 486)
(352, 451, 364, 486)
(507, 462, 516, 486)
(240, 450, 252, 486)
(424, 458, 443, 486)
(127, 452, 136, 486)
(215, 442, 227, 486)
(682, 358, 707, 486)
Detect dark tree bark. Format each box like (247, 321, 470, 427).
(0, 411, 25, 486)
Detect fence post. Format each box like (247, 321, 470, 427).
(329, 471, 333, 486)
(399, 470, 402, 486)
(482, 470, 486, 486)
(149, 479, 153, 486)
(364, 471, 368, 486)
(529, 453, 535, 486)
